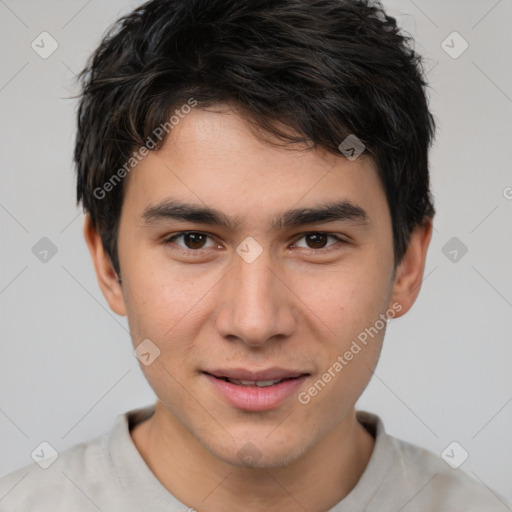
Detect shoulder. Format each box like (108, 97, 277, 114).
(389, 430, 510, 512)
(362, 411, 511, 512)
(393, 436, 509, 510)
(0, 426, 131, 511)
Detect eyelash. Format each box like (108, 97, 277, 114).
(163, 231, 347, 255)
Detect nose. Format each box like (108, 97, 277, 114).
(214, 246, 296, 347)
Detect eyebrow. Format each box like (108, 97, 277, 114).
(141, 198, 370, 232)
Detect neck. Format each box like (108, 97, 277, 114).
(130, 401, 374, 512)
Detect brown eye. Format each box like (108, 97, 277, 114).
(165, 231, 216, 251)
(293, 232, 344, 251)
(182, 232, 207, 249)
(305, 233, 328, 249)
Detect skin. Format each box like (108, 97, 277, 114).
(84, 104, 433, 512)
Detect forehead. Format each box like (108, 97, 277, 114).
(121, 106, 389, 229)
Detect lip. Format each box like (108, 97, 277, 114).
(205, 367, 305, 381)
(203, 368, 309, 412)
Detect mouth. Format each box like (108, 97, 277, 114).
(202, 368, 309, 411)
(209, 375, 301, 387)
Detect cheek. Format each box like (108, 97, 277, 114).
(120, 260, 224, 398)
(301, 312, 388, 418)
(120, 248, 216, 341)
(122, 273, 203, 413)
(291, 258, 393, 339)
(291, 257, 392, 406)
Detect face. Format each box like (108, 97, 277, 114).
(87, 104, 429, 469)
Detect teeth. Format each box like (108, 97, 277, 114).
(255, 379, 282, 387)
(228, 378, 283, 387)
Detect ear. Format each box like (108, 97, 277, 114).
(389, 217, 433, 318)
(83, 214, 126, 316)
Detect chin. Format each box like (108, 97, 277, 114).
(204, 432, 312, 470)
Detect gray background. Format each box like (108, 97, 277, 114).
(1, 0, 511, 504)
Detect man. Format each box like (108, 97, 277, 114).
(0, 0, 509, 510)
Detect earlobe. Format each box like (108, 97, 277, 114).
(389, 217, 433, 318)
(83, 215, 127, 316)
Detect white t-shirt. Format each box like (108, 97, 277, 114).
(0, 404, 509, 511)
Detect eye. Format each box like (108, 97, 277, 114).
(164, 231, 218, 251)
(292, 232, 345, 251)
(163, 231, 346, 255)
